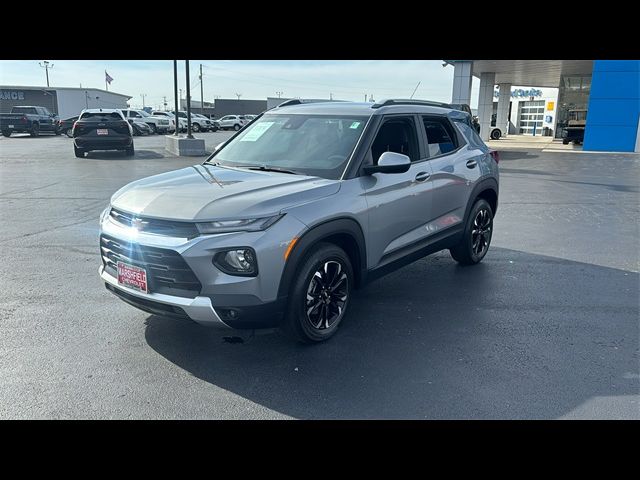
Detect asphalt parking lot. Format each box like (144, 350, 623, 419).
(0, 132, 638, 419)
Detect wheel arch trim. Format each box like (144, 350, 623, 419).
(276, 216, 367, 300)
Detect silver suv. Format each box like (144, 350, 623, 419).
(99, 99, 499, 343)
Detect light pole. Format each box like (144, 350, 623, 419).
(39, 61, 54, 87)
(200, 64, 204, 116)
(140, 94, 147, 109)
(185, 60, 193, 139)
(276, 91, 283, 98)
(173, 60, 180, 136)
(235, 93, 242, 100)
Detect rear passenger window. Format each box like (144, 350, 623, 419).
(422, 116, 458, 157)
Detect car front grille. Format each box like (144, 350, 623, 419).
(100, 234, 202, 298)
(108, 208, 199, 239)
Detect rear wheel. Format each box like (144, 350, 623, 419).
(2, 131, 11, 137)
(490, 128, 501, 140)
(192, 123, 200, 132)
(74, 145, 85, 158)
(562, 139, 569, 145)
(149, 124, 157, 134)
(30, 124, 40, 137)
(125, 144, 135, 156)
(282, 243, 353, 343)
(233, 124, 240, 131)
(450, 198, 493, 265)
(65, 128, 73, 138)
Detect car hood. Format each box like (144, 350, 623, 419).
(110, 164, 340, 221)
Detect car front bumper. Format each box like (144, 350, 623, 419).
(98, 209, 307, 330)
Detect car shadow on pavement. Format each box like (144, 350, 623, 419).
(143, 247, 639, 419)
(84, 150, 165, 160)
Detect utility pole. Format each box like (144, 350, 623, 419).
(163, 96, 167, 111)
(140, 94, 147, 108)
(185, 60, 193, 139)
(39, 61, 54, 87)
(173, 60, 179, 136)
(364, 94, 367, 102)
(199, 64, 204, 116)
(330, 92, 333, 101)
(276, 91, 283, 98)
(235, 93, 242, 100)
(179, 89, 183, 109)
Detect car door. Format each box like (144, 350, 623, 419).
(362, 114, 434, 269)
(420, 114, 477, 230)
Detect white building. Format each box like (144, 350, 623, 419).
(0, 86, 132, 119)
(496, 86, 559, 136)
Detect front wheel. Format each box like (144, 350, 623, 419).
(233, 124, 240, 131)
(30, 124, 40, 137)
(282, 243, 353, 343)
(2, 131, 11, 137)
(450, 198, 493, 265)
(490, 129, 501, 140)
(192, 123, 200, 132)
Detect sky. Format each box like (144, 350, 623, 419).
(0, 60, 482, 110)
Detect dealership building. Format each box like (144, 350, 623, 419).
(0, 86, 131, 120)
(446, 60, 640, 152)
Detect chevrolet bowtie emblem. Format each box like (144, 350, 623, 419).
(132, 218, 144, 230)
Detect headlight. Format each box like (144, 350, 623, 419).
(196, 214, 283, 234)
(100, 206, 111, 225)
(213, 248, 258, 276)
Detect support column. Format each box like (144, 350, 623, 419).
(451, 61, 473, 105)
(477, 72, 496, 141)
(496, 83, 511, 138)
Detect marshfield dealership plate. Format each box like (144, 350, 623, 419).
(117, 261, 148, 293)
(97, 129, 109, 135)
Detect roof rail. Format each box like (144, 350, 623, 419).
(273, 98, 348, 109)
(371, 98, 452, 109)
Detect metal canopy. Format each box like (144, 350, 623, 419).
(445, 60, 594, 87)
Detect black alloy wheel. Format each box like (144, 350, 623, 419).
(305, 260, 349, 331)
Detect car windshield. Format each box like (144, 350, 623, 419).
(138, 111, 150, 117)
(208, 114, 368, 179)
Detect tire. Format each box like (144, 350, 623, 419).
(65, 128, 73, 138)
(192, 123, 200, 132)
(149, 124, 157, 134)
(74, 145, 85, 158)
(450, 198, 493, 266)
(125, 144, 135, 156)
(211, 126, 219, 132)
(282, 242, 353, 344)
(55, 129, 62, 136)
(490, 129, 501, 140)
(2, 131, 11, 138)
(233, 124, 240, 131)
(562, 139, 569, 145)
(30, 124, 40, 137)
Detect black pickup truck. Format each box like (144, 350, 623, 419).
(0, 106, 60, 137)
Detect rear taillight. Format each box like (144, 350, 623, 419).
(489, 150, 500, 164)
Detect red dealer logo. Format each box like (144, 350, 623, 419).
(117, 262, 148, 293)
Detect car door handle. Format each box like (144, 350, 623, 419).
(415, 171, 431, 182)
(466, 160, 477, 168)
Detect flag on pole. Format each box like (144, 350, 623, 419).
(105, 71, 113, 84)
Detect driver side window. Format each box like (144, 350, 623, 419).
(369, 116, 419, 165)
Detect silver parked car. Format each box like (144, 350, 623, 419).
(98, 99, 499, 343)
(217, 114, 246, 131)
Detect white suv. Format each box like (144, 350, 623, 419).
(151, 111, 186, 133)
(217, 115, 246, 131)
(121, 109, 171, 134)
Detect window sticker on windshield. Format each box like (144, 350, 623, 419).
(349, 121, 361, 129)
(240, 122, 274, 141)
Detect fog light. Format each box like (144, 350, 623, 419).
(213, 248, 258, 276)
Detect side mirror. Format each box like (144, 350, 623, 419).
(363, 151, 411, 175)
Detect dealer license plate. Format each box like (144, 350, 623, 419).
(97, 129, 109, 135)
(117, 261, 148, 293)
(8, 124, 14, 128)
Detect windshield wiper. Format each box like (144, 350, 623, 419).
(241, 164, 300, 175)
